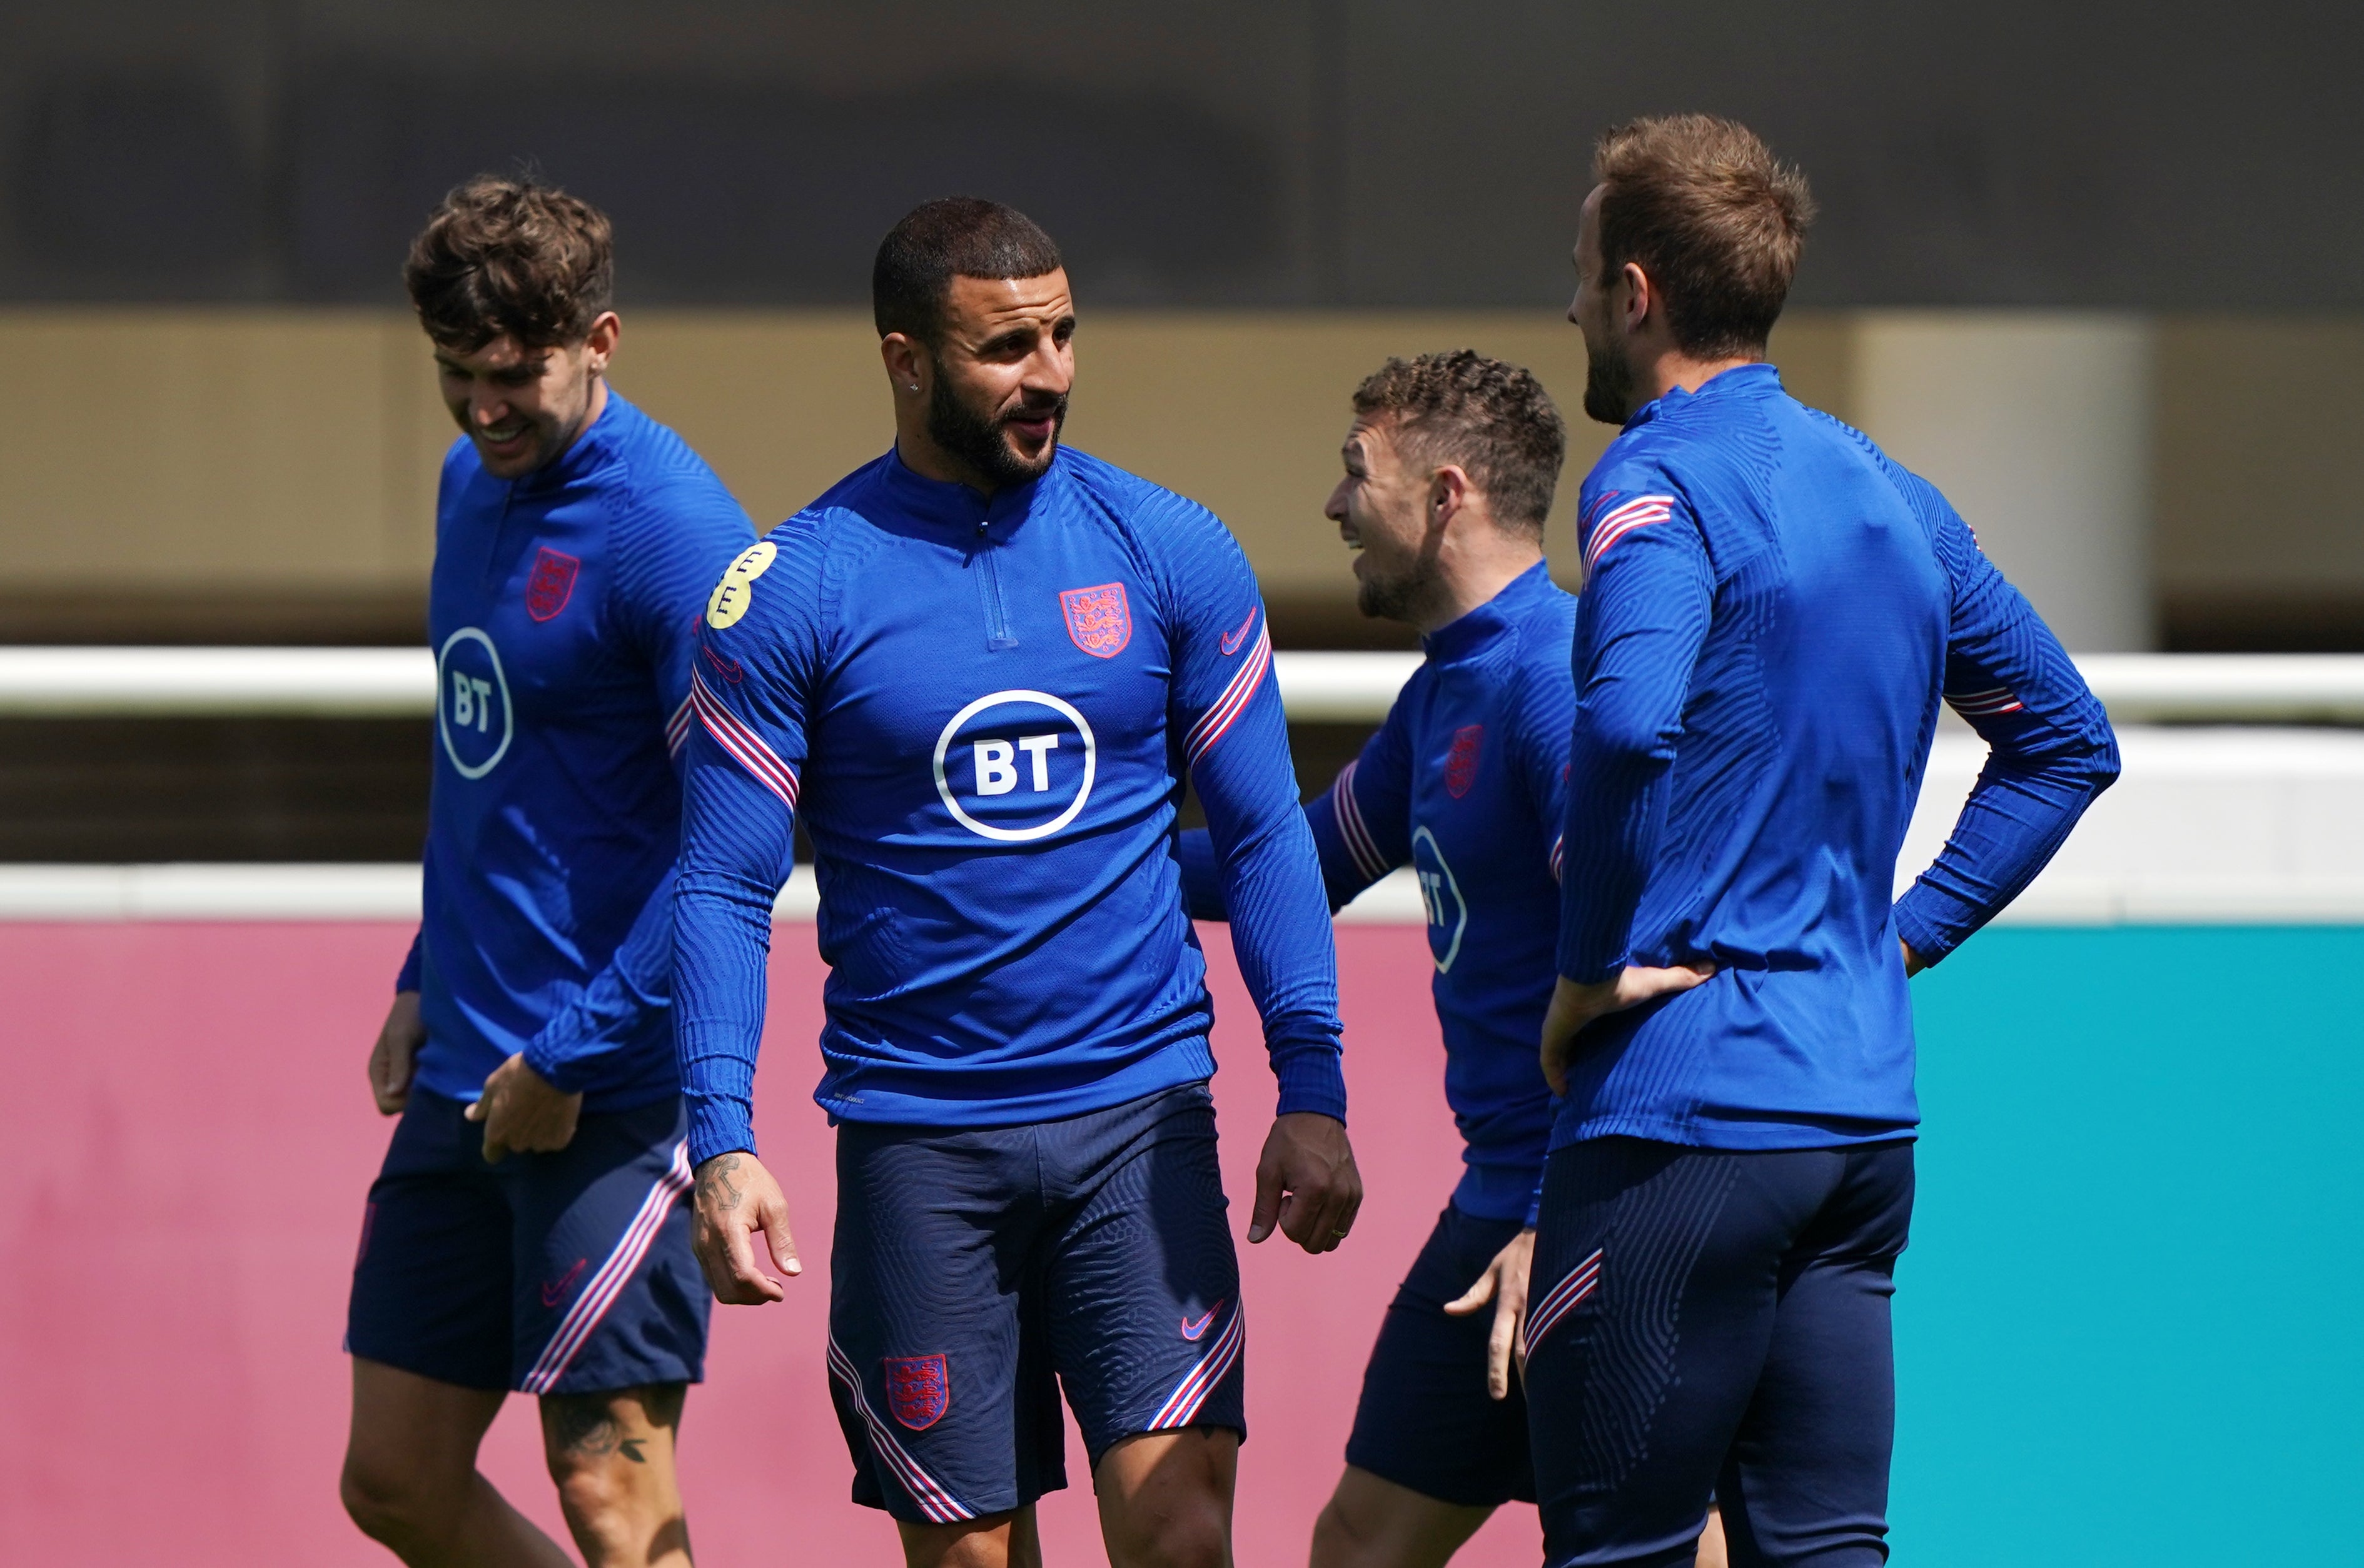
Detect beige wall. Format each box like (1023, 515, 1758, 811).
(0, 306, 2350, 645)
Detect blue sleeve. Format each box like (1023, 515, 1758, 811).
(522, 483, 756, 1092)
(1557, 490, 1714, 983)
(1891, 485, 2120, 963)
(672, 529, 820, 1165)
(1507, 655, 1579, 887)
(1175, 700, 1415, 922)
(1158, 498, 1348, 1122)
(395, 928, 422, 993)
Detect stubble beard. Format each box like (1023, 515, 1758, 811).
(1355, 546, 1443, 626)
(929, 374, 1068, 489)
(1582, 333, 1636, 426)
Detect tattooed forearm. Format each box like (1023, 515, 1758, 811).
(695, 1153, 744, 1212)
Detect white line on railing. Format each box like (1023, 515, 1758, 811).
(1, 647, 2362, 723)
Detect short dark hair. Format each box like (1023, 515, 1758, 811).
(1351, 351, 1567, 538)
(1592, 115, 1814, 359)
(403, 176, 614, 353)
(873, 198, 1064, 346)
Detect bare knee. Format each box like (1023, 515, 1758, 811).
(541, 1385, 689, 1567)
(1096, 1429, 1236, 1568)
(1311, 1492, 1380, 1565)
(340, 1445, 457, 1552)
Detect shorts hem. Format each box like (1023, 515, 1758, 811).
(1343, 1445, 1534, 1510)
(530, 1359, 705, 1397)
(1084, 1418, 1246, 1476)
(346, 1342, 509, 1395)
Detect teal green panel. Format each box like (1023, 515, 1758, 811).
(1894, 927, 2364, 1567)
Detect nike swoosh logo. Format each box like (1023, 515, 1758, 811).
(540, 1257, 588, 1307)
(1219, 609, 1259, 656)
(1181, 1302, 1225, 1341)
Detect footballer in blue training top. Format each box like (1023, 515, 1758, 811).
(670, 199, 1363, 1567)
(1176, 351, 1577, 1565)
(1527, 118, 2119, 1567)
(342, 178, 752, 1568)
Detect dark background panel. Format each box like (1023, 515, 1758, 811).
(0, 0, 2353, 308)
(0, 716, 1378, 861)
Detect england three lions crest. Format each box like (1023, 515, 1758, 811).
(1445, 725, 1484, 798)
(525, 547, 580, 622)
(883, 1354, 950, 1430)
(1060, 582, 1132, 658)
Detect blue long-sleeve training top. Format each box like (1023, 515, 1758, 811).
(1178, 560, 1573, 1223)
(1556, 363, 2119, 1152)
(671, 446, 1345, 1165)
(400, 391, 755, 1112)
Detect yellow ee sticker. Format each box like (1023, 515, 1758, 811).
(705, 541, 778, 629)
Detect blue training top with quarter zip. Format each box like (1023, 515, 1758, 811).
(1176, 559, 1575, 1224)
(397, 391, 755, 1114)
(670, 446, 1345, 1167)
(1554, 363, 2119, 1153)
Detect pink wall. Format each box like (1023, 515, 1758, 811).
(0, 921, 1541, 1565)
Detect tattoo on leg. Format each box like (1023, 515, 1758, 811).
(547, 1394, 627, 1458)
(697, 1153, 744, 1212)
(545, 1383, 685, 1465)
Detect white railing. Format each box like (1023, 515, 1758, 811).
(2, 646, 2362, 724)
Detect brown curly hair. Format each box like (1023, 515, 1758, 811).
(1351, 350, 1567, 539)
(1592, 115, 1815, 359)
(403, 175, 615, 352)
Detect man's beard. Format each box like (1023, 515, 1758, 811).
(1582, 335, 1636, 425)
(929, 376, 1068, 488)
(1356, 548, 1443, 625)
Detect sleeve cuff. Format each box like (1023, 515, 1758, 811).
(687, 1098, 758, 1167)
(1892, 890, 1967, 967)
(1271, 1046, 1348, 1124)
(522, 1033, 599, 1095)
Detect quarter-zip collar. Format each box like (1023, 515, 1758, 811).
(1422, 558, 1557, 667)
(1625, 360, 1783, 433)
(881, 443, 1051, 541)
(510, 388, 632, 499)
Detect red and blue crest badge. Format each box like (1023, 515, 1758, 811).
(525, 547, 580, 621)
(1445, 725, 1484, 798)
(1059, 581, 1132, 658)
(884, 1354, 950, 1430)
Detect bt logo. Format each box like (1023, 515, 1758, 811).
(437, 627, 514, 779)
(932, 690, 1096, 842)
(1411, 827, 1468, 972)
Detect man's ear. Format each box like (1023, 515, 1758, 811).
(583, 311, 622, 373)
(881, 333, 929, 394)
(1428, 465, 1472, 533)
(1620, 261, 1654, 334)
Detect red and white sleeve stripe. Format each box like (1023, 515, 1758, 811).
(664, 692, 695, 758)
(1183, 621, 1272, 768)
(1330, 761, 1390, 882)
(1946, 685, 2026, 718)
(689, 672, 801, 809)
(1582, 493, 1676, 573)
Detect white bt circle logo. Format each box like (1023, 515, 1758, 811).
(437, 626, 515, 779)
(932, 690, 1097, 842)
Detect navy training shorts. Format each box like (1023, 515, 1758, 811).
(346, 1088, 709, 1396)
(1524, 1136, 1914, 1567)
(827, 1080, 1244, 1525)
(1344, 1202, 1536, 1508)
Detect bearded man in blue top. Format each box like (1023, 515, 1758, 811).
(1176, 351, 1586, 1567)
(341, 176, 753, 1568)
(672, 199, 1363, 1568)
(1527, 118, 2118, 1567)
